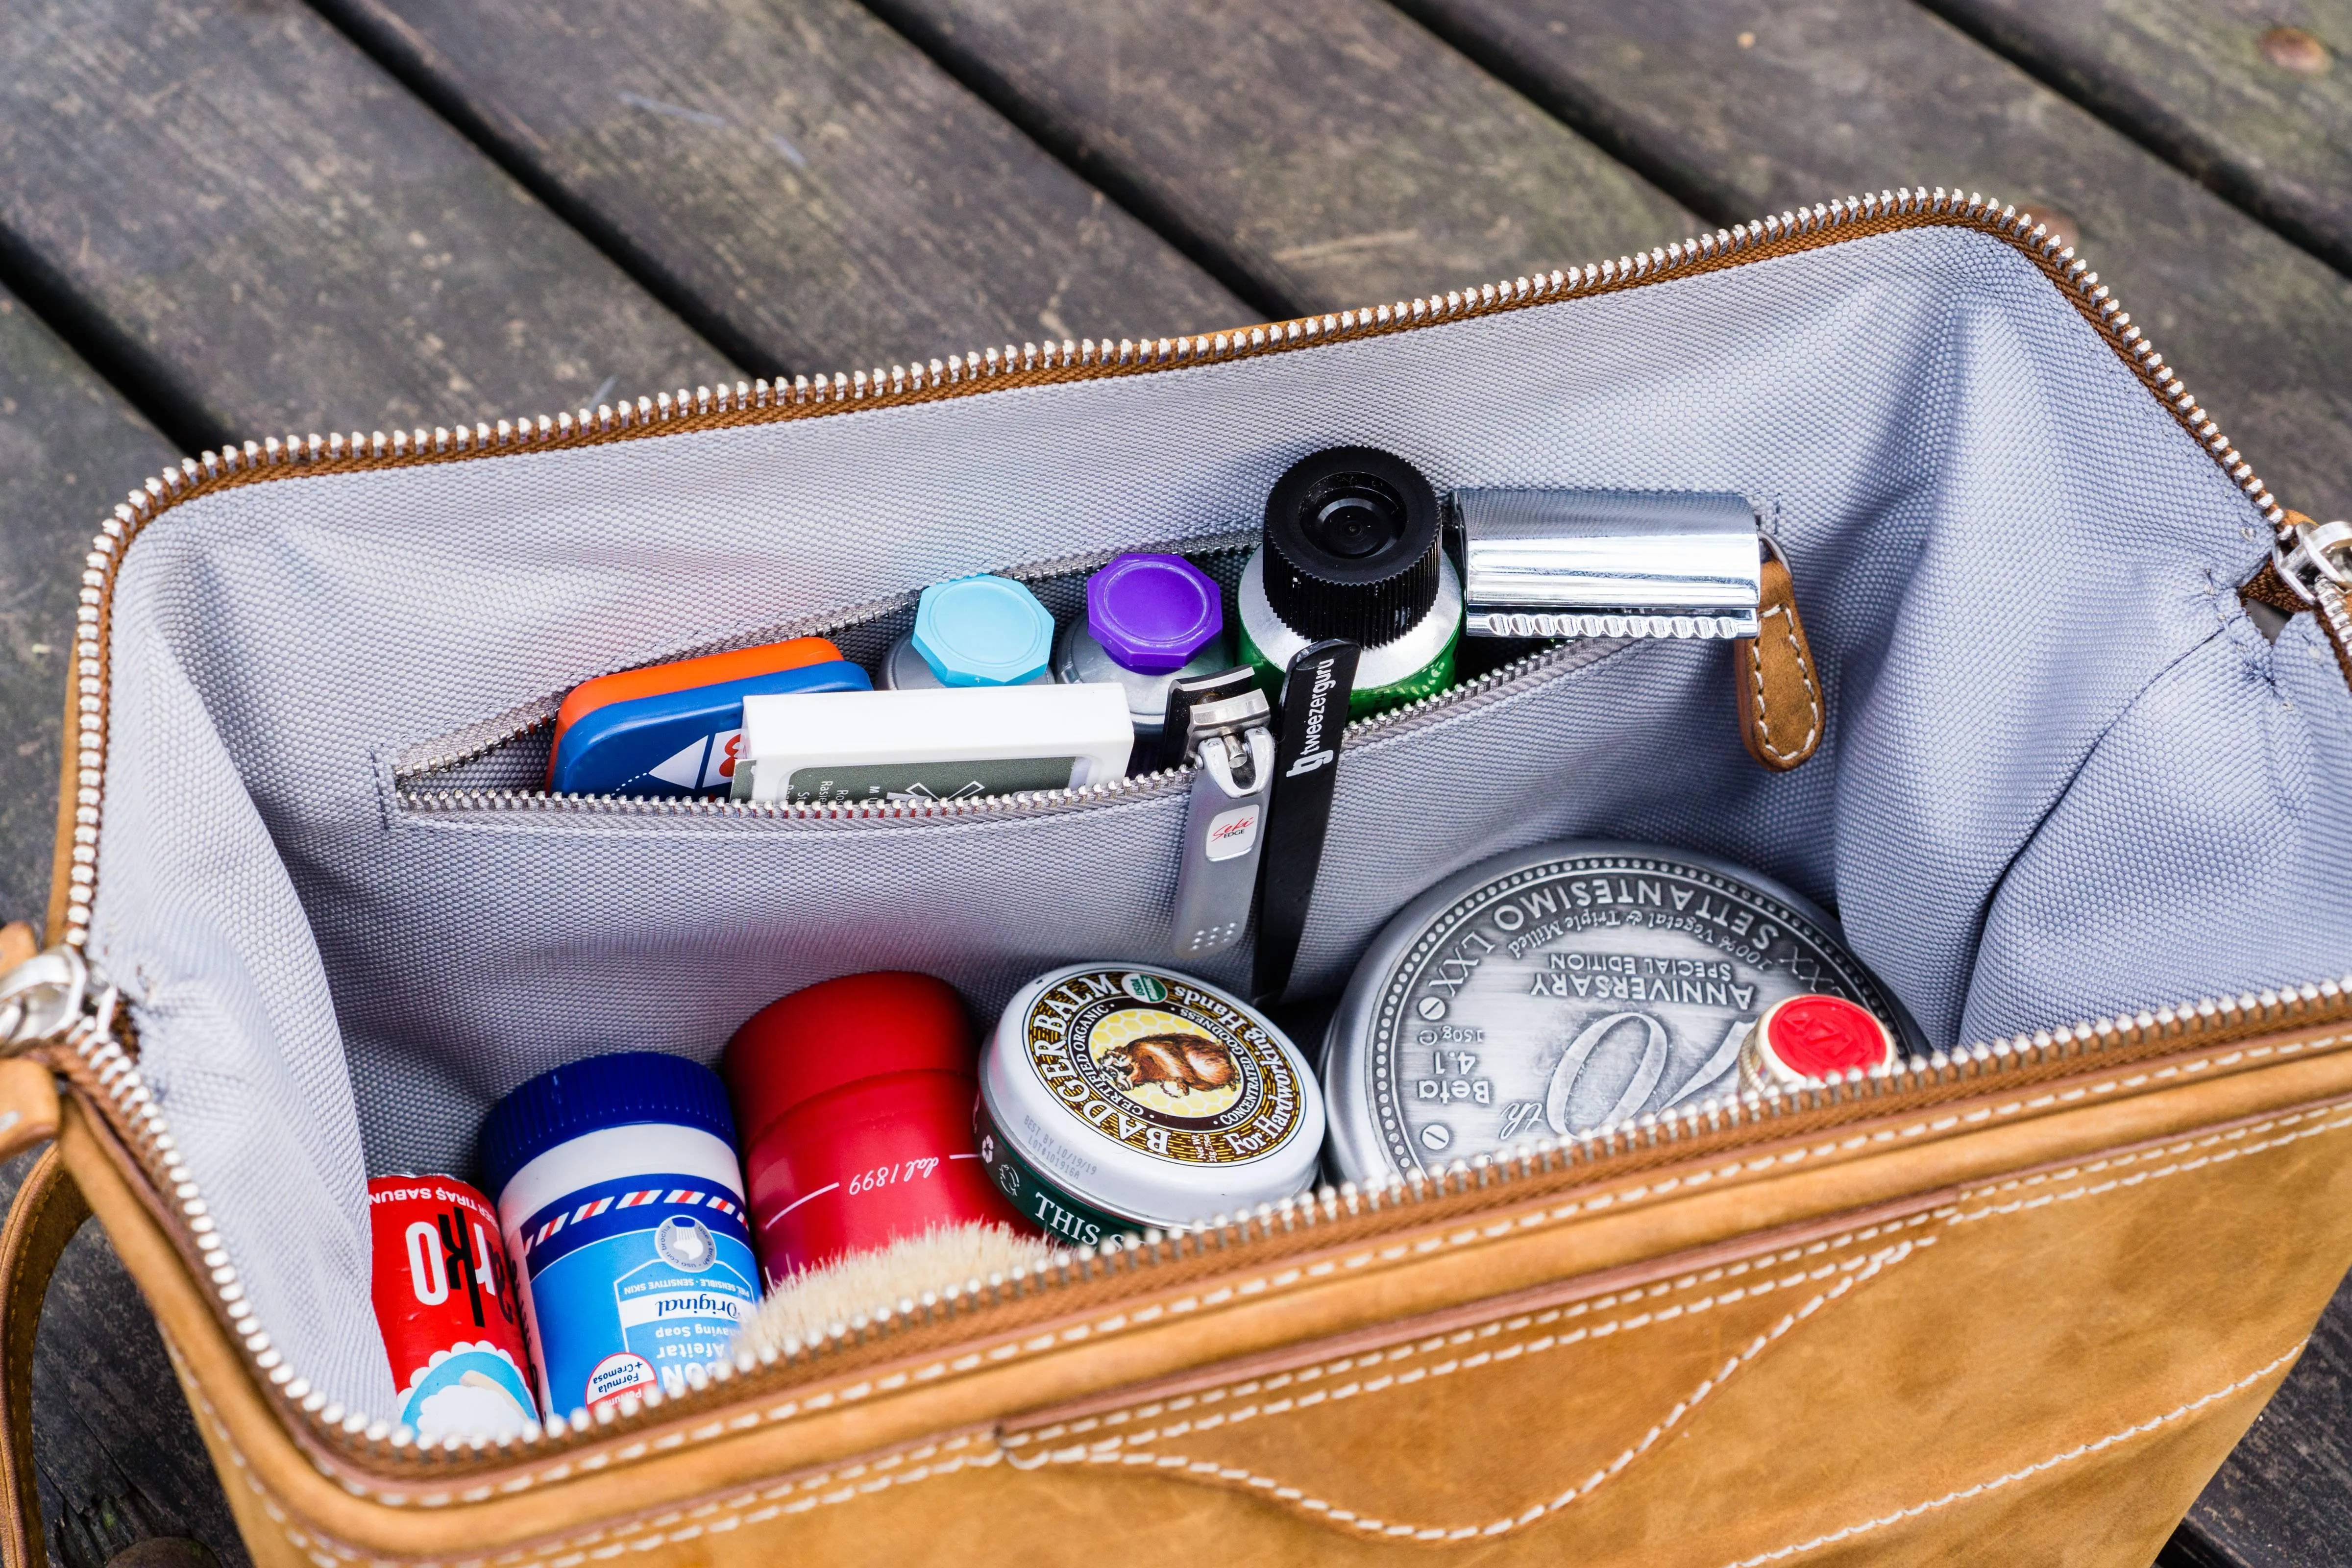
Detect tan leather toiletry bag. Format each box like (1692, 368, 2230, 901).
(1, 187, 2347, 1568)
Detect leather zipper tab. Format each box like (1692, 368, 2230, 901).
(1736, 536, 1823, 772)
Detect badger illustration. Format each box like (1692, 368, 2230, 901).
(1101, 1032, 1238, 1097)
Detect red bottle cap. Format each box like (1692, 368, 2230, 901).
(724, 973, 1026, 1282)
(1744, 994, 1895, 1088)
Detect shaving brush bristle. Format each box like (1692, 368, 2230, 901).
(735, 1222, 1056, 1356)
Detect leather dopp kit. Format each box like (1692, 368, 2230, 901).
(1, 190, 2349, 1568)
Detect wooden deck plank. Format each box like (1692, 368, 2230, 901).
(0, 0, 731, 450)
(2163, 1276, 2352, 1566)
(13, 1159, 253, 1568)
(0, 290, 245, 1567)
(1922, 0, 2352, 281)
(856, 0, 1697, 317)
(1392, 0, 2352, 515)
(0, 291, 173, 929)
(309, 0, 1250, 378)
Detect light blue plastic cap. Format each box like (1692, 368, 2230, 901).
(911, 575, 1056, 686)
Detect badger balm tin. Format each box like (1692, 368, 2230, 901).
(978, 965, 1325, 1244)
(1323, 842, 1923, 1182)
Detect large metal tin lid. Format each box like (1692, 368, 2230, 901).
(1322, 842, 1922, 1183)
(982, 965, 1324, 1229)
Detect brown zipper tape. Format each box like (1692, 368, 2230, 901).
(72, 1019, 2352, 1550)
(2242, 561, 2306, 617)
(33, 194, 2348, 1488)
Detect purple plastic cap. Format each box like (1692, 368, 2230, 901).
(1085, 554, 1224, 674)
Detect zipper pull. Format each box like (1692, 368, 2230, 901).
(1166, 672, 1275, 962)
(1734, 534, 1823, 772)
(0, 943, 113, 1053)
(2270, 513, 2352, 692)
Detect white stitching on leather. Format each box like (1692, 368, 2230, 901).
(234, 1067, 2333, 1568)
(1745, 596, 1821, 765)
(235, 1037, 2352, 1536)
(374, 1029, 2348, 1504)
(1004, 1214, 1939, 1449)
(249, 1237, 1928, 1566)
(1947, 1106, 2352, 1227)
(1711, 1342, 2306, 1567)
(1004, 1239, 1926, 1543)
(437, 1090, 2352, 1565)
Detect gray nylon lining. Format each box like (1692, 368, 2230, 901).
(89, 225, 2352, 1418)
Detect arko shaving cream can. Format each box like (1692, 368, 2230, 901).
(366, 1175, 539, 1439)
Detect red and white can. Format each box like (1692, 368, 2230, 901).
(1739, 994, 1897, 1092)
(723, 971, 1027, 1286)
(368, 1175, 541, 1438)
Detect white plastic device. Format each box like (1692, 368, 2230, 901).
(735, 682, 1136, 804)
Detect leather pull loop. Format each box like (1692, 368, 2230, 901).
(0, 1147, 89, 1568)
(0, 1065, 57, 1169)
(1735, 535, 1823, 771)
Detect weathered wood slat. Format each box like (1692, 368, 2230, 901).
(0, 0, 730, 450)
(858, 0, 1697, 317)
(0, 294, 245, 1567)
(0, 291, 173, 927)
(1921, 0, 2352, 281)
(1392, 0, 2352, 514)
(2163, 1272, 2352, 1566)
(309, 0, 1250, 377)
(1374, 4, 2352, 1561)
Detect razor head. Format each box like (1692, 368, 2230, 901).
(1451, 489, 1764, 640)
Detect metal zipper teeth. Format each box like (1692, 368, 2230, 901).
(49, 187, 2305, 1478)
(393, 637, 1597, 821)
(68, 182, 2290, 937)
(392, 533, 1265, 783)
(280, 971, 2352, 1488)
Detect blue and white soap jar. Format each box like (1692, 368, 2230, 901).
(480, 1051, 759, 1424)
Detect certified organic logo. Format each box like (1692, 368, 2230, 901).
(1026, 971, 1302, 1167)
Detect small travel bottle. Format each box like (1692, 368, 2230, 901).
(881, 575, 1057, 689)
(1237, 446, 1461, 717)
(1054, 552, 1230, 745)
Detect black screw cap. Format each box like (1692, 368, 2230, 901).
(1260, 446, 1441, 648)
